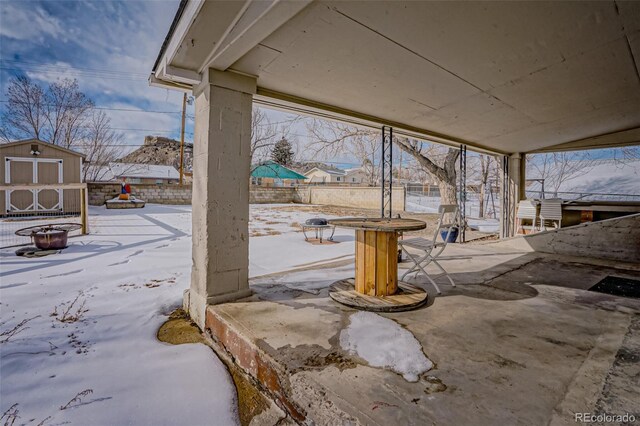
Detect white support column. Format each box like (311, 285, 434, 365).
(499, 153, 525, 238)
(186, 69, 256, 328)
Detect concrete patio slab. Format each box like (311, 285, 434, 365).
(203, 244, 640, 425)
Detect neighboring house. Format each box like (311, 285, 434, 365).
(304, 167, 347, 184)
(304, 166, 368, 185)
(344, 167, 369, 185)
(0, 139, 85, 215)
(88, 162, 180, 184)
(251, 161, 307, 187)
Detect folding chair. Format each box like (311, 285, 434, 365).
(539, 198, 562, 230)
(516, 200, 539, 234)
(398, 204, 458, 294)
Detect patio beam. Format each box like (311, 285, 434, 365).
(529, 126, 640, 153)
(254, 89, 506, 156)
(186, 68, 256, 328)
(499, 153, 525, 238)
(200, 0, 313, 72)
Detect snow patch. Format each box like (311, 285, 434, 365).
(339, 311, 432, 382)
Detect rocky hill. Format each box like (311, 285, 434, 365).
(120, 136, 193, 172)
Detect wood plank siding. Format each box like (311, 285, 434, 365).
(0, 140, 84, 215)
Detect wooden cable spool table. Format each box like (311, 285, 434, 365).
(327, 218, 429, 311)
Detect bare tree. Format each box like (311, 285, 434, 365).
(475, 155, 497, 218)
(306, 118, 461, 206)
(1, 75, 47, 141)
(394, 138, 459, 206)
(403, 159, 433, 186)
(618, 146, 640, 161)
(351, 135, 380, 185)
(250, 107, 278, 162)
(306, 119, 380, 184)
(2, 75, 125, 181)
(80, 111, 125, 181)
(44, 79, 93, 148)
(1, 75, 93, 148)
(526, 151, 597, 196)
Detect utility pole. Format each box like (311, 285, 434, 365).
(179, 92, 187, 185)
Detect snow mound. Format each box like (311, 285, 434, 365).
(339, 311, 432, 382)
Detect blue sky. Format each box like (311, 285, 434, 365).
(0, 0, 365, 166)
(0, 0, 195, 148)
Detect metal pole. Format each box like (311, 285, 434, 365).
(389, 126, 393, 216)
(179, 92, 187, 186)
(381, 128, 385, 218)
(458, 144, 467, 243)
(501, 155, 510, 238)
(381, 126, 393, 218)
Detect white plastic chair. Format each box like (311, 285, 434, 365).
(539, 198, 562, 230)
(398, 204, 458, 294)
(516, 200, 539, 234)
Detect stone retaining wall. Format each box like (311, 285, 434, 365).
(89, 183, 407, 211)
(88, 182, 192, 205)
(306, 186, 406, 212)
(249, 186, 405, 211)
(250, 187, 297, 204)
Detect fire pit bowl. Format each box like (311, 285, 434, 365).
(305, 218, 328, 226)
(15, 223, 82, 250)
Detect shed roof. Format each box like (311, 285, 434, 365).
(0, 139, 86, 158)
(251, 162, 307, 180)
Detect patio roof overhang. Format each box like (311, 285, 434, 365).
(151, 0, 640, 155)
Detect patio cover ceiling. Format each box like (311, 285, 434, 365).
(151, 0, 640, 155)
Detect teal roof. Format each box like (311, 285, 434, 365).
(251, 162, 307, 180)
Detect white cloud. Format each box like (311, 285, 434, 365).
(4, 1, 185, 110)
(0, 3, 66, 43)
(104, 102, 183, 147)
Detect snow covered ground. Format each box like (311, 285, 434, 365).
(406, 195, 500, 233)
(0, 204, 356, 425)
(248, 204, 355, 276)
(466, 217, 500, 233)
(340, 311, 433, 382)
(527, 159, 640, 199)
(406, 194, 501, 220)
(405, 194, 439, 214)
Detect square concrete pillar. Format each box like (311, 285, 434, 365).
(499, 153, 525, 238)
(186, 69, 256, 328)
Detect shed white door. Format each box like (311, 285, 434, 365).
(5, 157, 63, 213)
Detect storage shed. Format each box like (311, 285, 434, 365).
(0, 139, 85, 215)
